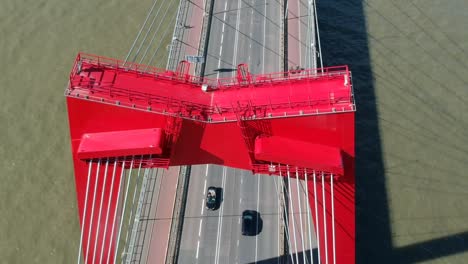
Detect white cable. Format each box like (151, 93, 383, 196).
(92, 158, 110, 264)
(138, 0, 179, 65)
(130, 0, 167, 63)
(313, 171, 321, 263)
(146, 13, 178, 69)
(276, 167, 295, 264)
(313, 0, 323, 69)
(107, 159, 126, 264)
(99, 159, 119, 264)
(77, 161, 93, 264)
(322, 172, 329, 264)
(287, 167, 300, 264)
(304, 170, 314, 264)
(295, 168, 307, 264)
(122, 156, 144, 263)
(144, 168, 161, 264)
(114, 157, 136, 264)
(84, 159, 101, 264)
(124, 0, 161, 63)
(331, 174, 336, 264)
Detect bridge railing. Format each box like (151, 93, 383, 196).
(71, 53, 349, 89)
(68, 53, 354, 122)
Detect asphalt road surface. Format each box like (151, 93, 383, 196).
(178, 165, 285, 263)
(178, 0, 316, 263)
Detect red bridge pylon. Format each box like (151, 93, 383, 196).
(66, 53, 355, 263)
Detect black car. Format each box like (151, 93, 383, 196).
(206, 186, 220, 210)
(242, 210, 262, 236)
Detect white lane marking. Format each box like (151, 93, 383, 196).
(199, 219, 203, 237)
(203, 179, 207, 195)
(238, 218, 241, 224)
(214, 167, 227, 264)
(297, 0, 302, 66)
(201, 198, 205, 215)
(222, 2, 227, 33)
(217, 1, 228, 80)
(278, 1, 282, 72)
(262, 0, 267, 72)
(196, 240, 200, 259)
(205, 165, 209, 178)
(240, 198, 242, 204)
(255, 174, 261, 263)
(232, 0, 242, 77)
(237, 239, 239, 247)
(277, 176, 281, 264)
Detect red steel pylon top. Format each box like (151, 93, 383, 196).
(66, 53, 356, 264)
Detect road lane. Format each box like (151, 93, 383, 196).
(178, 0, 318, 262)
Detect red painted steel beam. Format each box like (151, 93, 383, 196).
(77, 128, 165, 159)
(254, 135, 344, 175)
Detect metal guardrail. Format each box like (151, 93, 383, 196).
(68, 53, 355, 123)
(165, 166, 191, 264)
(72, 53, 350, 91)
(167, 0, 191, 71)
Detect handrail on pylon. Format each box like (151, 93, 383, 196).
(71, 53, 349, 90)
(67, 53, 354, 123)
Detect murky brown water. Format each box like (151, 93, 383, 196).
(1, 0, 467, 263)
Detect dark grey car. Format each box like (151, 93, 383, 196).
(242, 210, 262, 236)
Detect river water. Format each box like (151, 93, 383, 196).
(1, 0, 467, 263)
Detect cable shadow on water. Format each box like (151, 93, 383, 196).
(318, 0, 468, 263)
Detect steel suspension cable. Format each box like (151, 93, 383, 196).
(122, 156, 144, 263)
(84, 159, 101, 264)
(129, 0, 167, 63)
(144, 168, 160, 264)
(287, 166, 300, 264)
(313, 0, 323, 69)
(114, 156, 136, 264)
(138, 0, 179, 65)
(295, 168, 307, 264)
(107, 159, 126, 264)
(322, 172, 329, 264)
(209, 13, 296, 65)
(77, 161, 93, 264)
(138, 168, 160, 264)
(306, 0, 316, 69)
(276, 166, 295, 264)
(331, 174, 336, 264)
(313, 171, 321, 263)
(304, 170, 314, 264)
(125, 0, 161, 63)
(92, 158, 110, 264)
(146, 10, 178, 68)
(99, 159, 119, 264)
(241, 0, 310, 55)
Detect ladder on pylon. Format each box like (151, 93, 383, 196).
(233, 101, 257, 164)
